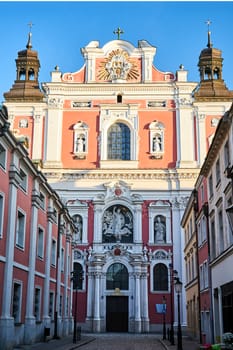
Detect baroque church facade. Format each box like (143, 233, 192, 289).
(3, 27, 233, 334)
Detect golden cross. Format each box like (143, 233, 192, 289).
(113, 27, 124, 40)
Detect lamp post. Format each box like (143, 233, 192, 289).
(175, 278, 183, 350)
(71, 268, 83, 344)
(169, 263, 178, 345)
(162, 295, 167, 340)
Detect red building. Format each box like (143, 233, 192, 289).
(0, 106, 75, 349)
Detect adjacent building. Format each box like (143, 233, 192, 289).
(0, 106, 75, 349)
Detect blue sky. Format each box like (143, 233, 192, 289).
(1, 1, 233, 100)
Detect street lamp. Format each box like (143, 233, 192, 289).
(71, 268, 83, 344)
(162, 295, 167, 340)
(169, 263, 178, 345)
(175, 278, 183, 350)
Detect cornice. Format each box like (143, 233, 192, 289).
(43, 168, 200, 181)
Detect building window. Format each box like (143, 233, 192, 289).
(19, 168, 27, 192)
(215, 159, 221, 186)
(106, 263, 128, 290)
(0, 143, 6, 169)
(117, 94, 122, 103)
(61, 248, 64, 272)
(210, 219, 216, 260)
(153, 263, 168, 291)
(59, 295, 63, 316)
(37, 227, 44, 259)
(12, 282, 22, 323)
(208, 174, 213, 199)
(16, 210, 25, 249)
(224, 140, 230, 169)
(39, 191, 45, 210)
(0, 193, 4, 237)
(49, 292, 54, 320)
(218, 209, 224, 254)
(51, 240, 56, 266)
(34, 288, 41, 321)
(72, 262, 84, 290)
(107, 123, 130, 160)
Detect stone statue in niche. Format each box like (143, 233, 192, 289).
(76, 134, 86, 153)
(73, 214, 83, 241)
(102, 205, 133, 243)
(154, 215, 166, 243)
(152, 134, 162, 152)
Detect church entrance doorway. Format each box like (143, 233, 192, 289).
(106, 296, 128, 332)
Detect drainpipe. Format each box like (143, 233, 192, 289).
(203, 203, 214, 344)
(193, 189, 202, 344)
(54, 211, 61, 339)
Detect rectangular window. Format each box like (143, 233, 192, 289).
(218, 209, 224, 254)
(34, 288, 41, 321)
(203, 261, 209, 289)
(0, 193, 4, 237)
(215, 159, 221, 186)
(0, 143, 6, 169)
(59, 295, 63, 316)
(49, 292, 54, 320)
(16, 210, 25, 249)
(39, 191, 45, 210)
(37, 227, 44, 259)
(19, 168, 27, 192)
(12, 282, 22, 323)
(51, 240, 56, 266)
(208, 174, 213, 199)
(61, 248, 64, 272)
(224, 140, 230, 168)
(210, 219, 216, 260)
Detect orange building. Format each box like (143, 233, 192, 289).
(2, 26, 233, 337)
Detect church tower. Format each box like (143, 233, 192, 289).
(4, 28, 44, 102)
(194, 20, 233, 101)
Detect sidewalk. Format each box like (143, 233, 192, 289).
(13, 334, 96, 350)
(160, 336, 200, 350)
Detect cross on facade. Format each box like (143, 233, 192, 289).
(113, 27, 124, 40)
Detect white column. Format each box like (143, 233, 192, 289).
(24, 185, 40, 343)
(195, 113, 207, 167)
(175, 98, 197, 168)
(134, 204, 142, 243)
(93, 205, 102, 243)
(134, 270, 141, 332)
(43, 100, 63, 168)
(141, 270, 149, 332)
(93, 271, 101, 332)
(32, 112, 43, 161)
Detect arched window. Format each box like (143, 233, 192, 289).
(117, 94, 122, 103)
(73, 262, 83, 290)
(153, 263, 168, 291)
(106, 263, 128, 290)
(107, 123, 130, 160)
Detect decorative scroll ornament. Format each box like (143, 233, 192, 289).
(97, 49, 139, 82)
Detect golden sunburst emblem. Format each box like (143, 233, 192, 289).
(97, 49, 139, 81)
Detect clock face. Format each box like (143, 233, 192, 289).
(97, 49, 139, 82)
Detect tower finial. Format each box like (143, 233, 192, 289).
(205, 19, 213, 48)
(26, 22, 34, 49)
